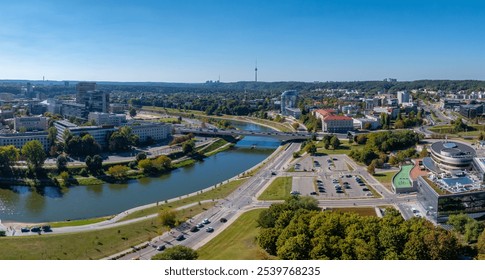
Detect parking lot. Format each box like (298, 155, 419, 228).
(292, 177, 317, 196)
(313, 174, 374, 198)
(292, 154, 350, 173)
(289, 154, 378, 199)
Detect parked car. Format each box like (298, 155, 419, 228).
(206, 227, 214, 233)
(197, 223, 204, 228)
(41, 225, 51, 232)
(176, 234, 185, 241)
(203, 218, 210, 224)
(310, 191, 317, 195)
(21, 227, 30, 233)
(30, 227, 41, 233)
(156, 245, 166, 251)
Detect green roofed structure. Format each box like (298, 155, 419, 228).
(392, 165, 415, 193)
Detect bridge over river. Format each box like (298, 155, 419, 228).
(175, 127, 314, 141)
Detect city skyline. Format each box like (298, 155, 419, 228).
(0, 0, 484, 83)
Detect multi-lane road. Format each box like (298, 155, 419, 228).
(115, 143, 419, 260)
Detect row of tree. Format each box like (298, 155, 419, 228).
(257, 196, 463, 260)
(350, 131, 421, 165)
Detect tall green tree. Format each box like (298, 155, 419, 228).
(47, 126, 57, 147)
(129, 107, 137, 118)
(182, 140, 195, 155)
(21, 140, 46, 170)
(56, 155, 68, 172)
(330, 135, 340, 150)
(151, 245, 198, 260)
(0, 145, 20, 173)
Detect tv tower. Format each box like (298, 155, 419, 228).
(254, 60, 258, 82)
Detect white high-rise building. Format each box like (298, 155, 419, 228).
(397, 91, 410, 104)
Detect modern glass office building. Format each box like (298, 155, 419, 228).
(416, 176, 485, 223)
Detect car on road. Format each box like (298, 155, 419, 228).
(203, 218, 210, 224)
(206, 227, 214, 233)
(220, 218, 227, 223)
(190, 226, 199, 232)
(290, 190, 300, 195)
(156, 245, 166, 251)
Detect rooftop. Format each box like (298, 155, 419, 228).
(323, 115, 352, 121)
(393, 165, 413, 189)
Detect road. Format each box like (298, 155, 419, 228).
(115, 145, 420, 260)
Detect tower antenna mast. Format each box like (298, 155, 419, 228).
(255, 60, 258, 82)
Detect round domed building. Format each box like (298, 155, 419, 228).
(429, 141, 476, 170)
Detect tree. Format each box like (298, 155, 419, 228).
(136, 152, 147, 162)
(151, 245, 198, 260)
(86, 155, 103, 174)
(107, 165, 130, 180)
(305, 143, 317, 155)
(330, 135, 340, 150)
(0, 145, 19, 173)
(21, 140, 46, 170)
(182, 140, 195, 155)
(419, 147, 429, 158)
(108, 126, 139, 151)
(129, 107, 137, 118)
(59, 171, 69, 183)
(56, 155, 68, 172)
(152, 155, 171, 172)
(138, 158, 153, 172)
(47, 126, 57, 147)
(367, 162, 376, 175)
(478, 229, 485, 254)
(158, 209, 177, 228)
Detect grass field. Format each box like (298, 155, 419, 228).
(258, 177, 292, 200)
(197, 209, 273, 260)
(0, 203, 211, 260)
(119, 178, 248, 221)
(373, 172, 397, 190)
(50, 216, 112, 228)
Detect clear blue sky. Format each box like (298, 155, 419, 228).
(0, 0, 484, 82)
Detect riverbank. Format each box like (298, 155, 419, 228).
(142, 106, 295, 132)
(0, 137, 235, 189)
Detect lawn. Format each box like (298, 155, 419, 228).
(0, 203, 211, 260)
(119, 178, 248, 221)
(332, 207, 377, 217)
(197, 209, 273, 260)
(373, 172, 396, 184)
(50, 216, 112, 228)
(373, 171, 397, 191)
(316, 140, 364, 156)
(258, 177, 292, 200)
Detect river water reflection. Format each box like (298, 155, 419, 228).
(0, 122, 279, 222)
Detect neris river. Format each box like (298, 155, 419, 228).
(0, 122, 279, 223)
